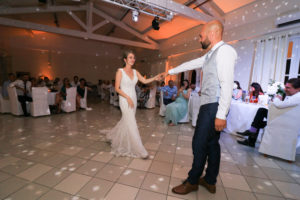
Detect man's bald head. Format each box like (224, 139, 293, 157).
(199, 20, 223, 49)
(205, 20, 223, 36)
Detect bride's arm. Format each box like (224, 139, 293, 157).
(115, 69, 134, 108)
(136, 71, 160, 84)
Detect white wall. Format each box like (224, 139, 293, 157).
(0, 26, 151, 84)
(153, 0, 300, 89)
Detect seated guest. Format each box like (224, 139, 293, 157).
(110, 80, 116, 105)
(165, 80, 191, 126)
(2, 73, 16, 99)
(30, 77, 38, 87)
(76, 78, 92, 109)
(135, 82, 142, 100)
(162, 80, 177, 105)
(9, 74, 32, 116)
(53, 77, 62, 91)
(249, 82, 264, 103)
(232, 81, 243, 100)
(237, 78, 300, 147)
(190, 83, 200, 96)
(37, 76, 45, 87)
(55, 78, 71, 113)
(44, 76, 52, 88)
(138, 85, 150, 108)
(156, 81, 165, 104)
(71, 75, 80, 87)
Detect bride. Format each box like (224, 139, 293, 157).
(106, 50, 164, 158)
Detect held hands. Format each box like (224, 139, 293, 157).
(155, 72, 168, 81)
(126, 97, 134, 108)
(215, 118, 226, 132)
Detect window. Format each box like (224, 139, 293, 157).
(285, 37, 300, 82)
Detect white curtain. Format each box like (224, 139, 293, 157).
(251, 35, 289, 91)
(289, 36, 300, 79)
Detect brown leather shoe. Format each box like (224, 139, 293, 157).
(172, 181, 198, 195)
(198, 178, 216, 193)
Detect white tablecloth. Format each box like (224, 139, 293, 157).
(47, 92, 57, 105)
(224, 101, 267, 134)
(189, 94, 201, 127)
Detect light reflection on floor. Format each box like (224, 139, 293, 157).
(0, 101, 300, 200)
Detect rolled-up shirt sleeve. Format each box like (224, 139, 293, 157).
(168, 56, 206, 75)
(273, 92, 300, 108)
(216, 46, 237, 120)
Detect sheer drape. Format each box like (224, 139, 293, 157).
(252, 35, 288, 91)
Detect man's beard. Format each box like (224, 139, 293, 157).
(201, 38, 211, 49)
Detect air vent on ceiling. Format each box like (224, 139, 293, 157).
(275, 11, 300, 28)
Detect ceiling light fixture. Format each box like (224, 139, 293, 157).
(152, 16, 160, 30)
(132, 10, 139, 22)
(102, 0, 174, 21)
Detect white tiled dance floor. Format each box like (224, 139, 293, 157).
(0, 101, 300, 200)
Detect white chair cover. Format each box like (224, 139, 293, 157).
(145, 86, 157, 109)
(189, 94, 201, 127)
(7, 87, 29, 115)
(179, 93, 191, 123)
(30, 87, 50, 117)
(159, 90, 166, 116)
(80, 87, 88, 109)
(258, 95, 269, 106)
(0, 86, 10, 113)
(259, 104, 300, 161)
(61, 87, 76, 113)
(110, 87, 115, 105)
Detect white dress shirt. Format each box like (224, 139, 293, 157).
(9, 79, 32, 97)
(71, 81, 80, 87)
(168, 41, 237, 120)
(273, 91, 300, 108)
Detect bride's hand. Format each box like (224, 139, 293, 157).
(127, 97, 134, 108)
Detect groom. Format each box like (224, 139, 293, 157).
(165, 20, 237, 194)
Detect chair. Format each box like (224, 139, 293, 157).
(113, 91, 119, 107)
(7, 87, 30, 116)
(259, 104, 300, 161)
(189, 94, 201, 127)
(80, 87, 88, 109)
(159, 90, 166, 116)
(179, 94, 191, 123)
(0, 86, 10, 113)
(145, 86, 157, 109)
(61, 87, 76, 113)
(30, 87, 50, 117)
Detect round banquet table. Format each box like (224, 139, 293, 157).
(224, 101, 268, 134)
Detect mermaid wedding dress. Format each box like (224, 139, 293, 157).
(106, 68, 148, 158)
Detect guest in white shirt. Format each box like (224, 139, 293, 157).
(71, 75, 80, 87)
(168, 20, 237, 195)
(9, 74, 32, 116)
(237, 78, 300, 147)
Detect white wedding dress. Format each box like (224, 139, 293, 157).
(106, 68, 148, 158)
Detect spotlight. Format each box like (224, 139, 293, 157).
(152, 16, 160, 30)
(166, 12, 174, 21)
(132, 10, 139, 22)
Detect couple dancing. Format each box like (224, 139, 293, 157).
(107, 20, 237, 195)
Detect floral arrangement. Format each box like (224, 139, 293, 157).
(266, 79, 285, 96)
